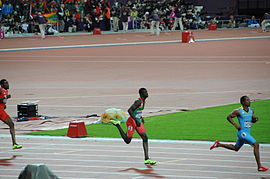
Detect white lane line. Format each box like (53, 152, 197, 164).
(9, 90, 270, 100)
(7, 104, 187, 109)
(0, 35, 270, 52)
(0, 40, 180, 52)
(1, 145, 270, 155)
(61, 178, 98, 179)
(0, 172, 218, 179)
(0, 59, 269, 64)
(0, 177, 97, 179)
(0, 162, 268, 175)
(1, 135, 270, 147)
(0, 141, 242, 152)
(1, 55, 270, 59)
(0, 164, 268, 176)
(2, 148, 270, 159)
(0, 162, 262, 172)
(198, 35, 270, 42)
(132, 177, 144, 179)
(1, 150, 269, 164)
(1, 163, 268, 178)
(2, 141, 270, 154)
(0, 169, 219, 179)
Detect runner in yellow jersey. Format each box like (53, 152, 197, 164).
(110, 88, 156, 165)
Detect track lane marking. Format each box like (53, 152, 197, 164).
(1, 35, 270, 52)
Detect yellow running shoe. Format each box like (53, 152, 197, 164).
(12, 144, 22, 150)
(109, 120, 120, 125)
(144, 159, 157, 165)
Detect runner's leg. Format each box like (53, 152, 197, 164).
(139, 133, 149, 160)
(2, 117, 16, 145)
(218, 143, 241, 151)
(115, 124, 132, 144)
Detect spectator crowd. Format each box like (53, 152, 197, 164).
(0, 0, 268, 36)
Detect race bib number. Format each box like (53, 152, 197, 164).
(135, 113, 142, 119)
(244, 121, 251, 128)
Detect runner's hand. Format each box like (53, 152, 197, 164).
(235, 125, 241, 130)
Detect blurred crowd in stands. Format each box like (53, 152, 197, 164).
(0, 0, 269, 36)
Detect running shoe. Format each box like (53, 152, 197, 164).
(144, 159, 157, 165)
(12, 144, 22, 150)
(109, 120, 120, 125)
(258, 166, 269, 172)
(210, 141, 220, 150)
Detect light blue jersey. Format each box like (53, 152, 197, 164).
(238, 107, 253, 133)
(235, 107, 256, 147)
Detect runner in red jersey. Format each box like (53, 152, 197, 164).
(0, 79, 22, 149)
(110, 88, 156, 165)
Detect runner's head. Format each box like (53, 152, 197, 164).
(0, 79, 9, 90)
(240, 95, 250, 107)
(139, 88, 148, 99)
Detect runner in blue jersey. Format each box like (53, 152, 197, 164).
(210, 96, 268, 172)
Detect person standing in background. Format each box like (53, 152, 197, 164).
(111, 2, 120, 32)
(172, 4, 184, 31)
(150, 10, 160, 36)
(34, 12, 47, 39)
(261, 12, 270, 32)
(57, 3, 66, 33)
(120, 7, 129, 33)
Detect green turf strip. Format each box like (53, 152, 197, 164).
(28, 99, 270, 143)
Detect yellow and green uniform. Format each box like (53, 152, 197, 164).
(133, 97, 145, 123)
(127, 98, 146, 137)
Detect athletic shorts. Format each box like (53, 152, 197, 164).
(126, 117, 146, 137)
(0, 110, 10, 121)
(236, 130, 256, 148)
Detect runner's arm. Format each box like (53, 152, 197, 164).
(141, 117, 145, 124)
(252, 109, 259, 123)
(128, 100, 141, 127)
(227, 109, 241, 130)
(0, 90, 6, 100)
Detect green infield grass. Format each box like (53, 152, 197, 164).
(28, 99, 270, 143)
